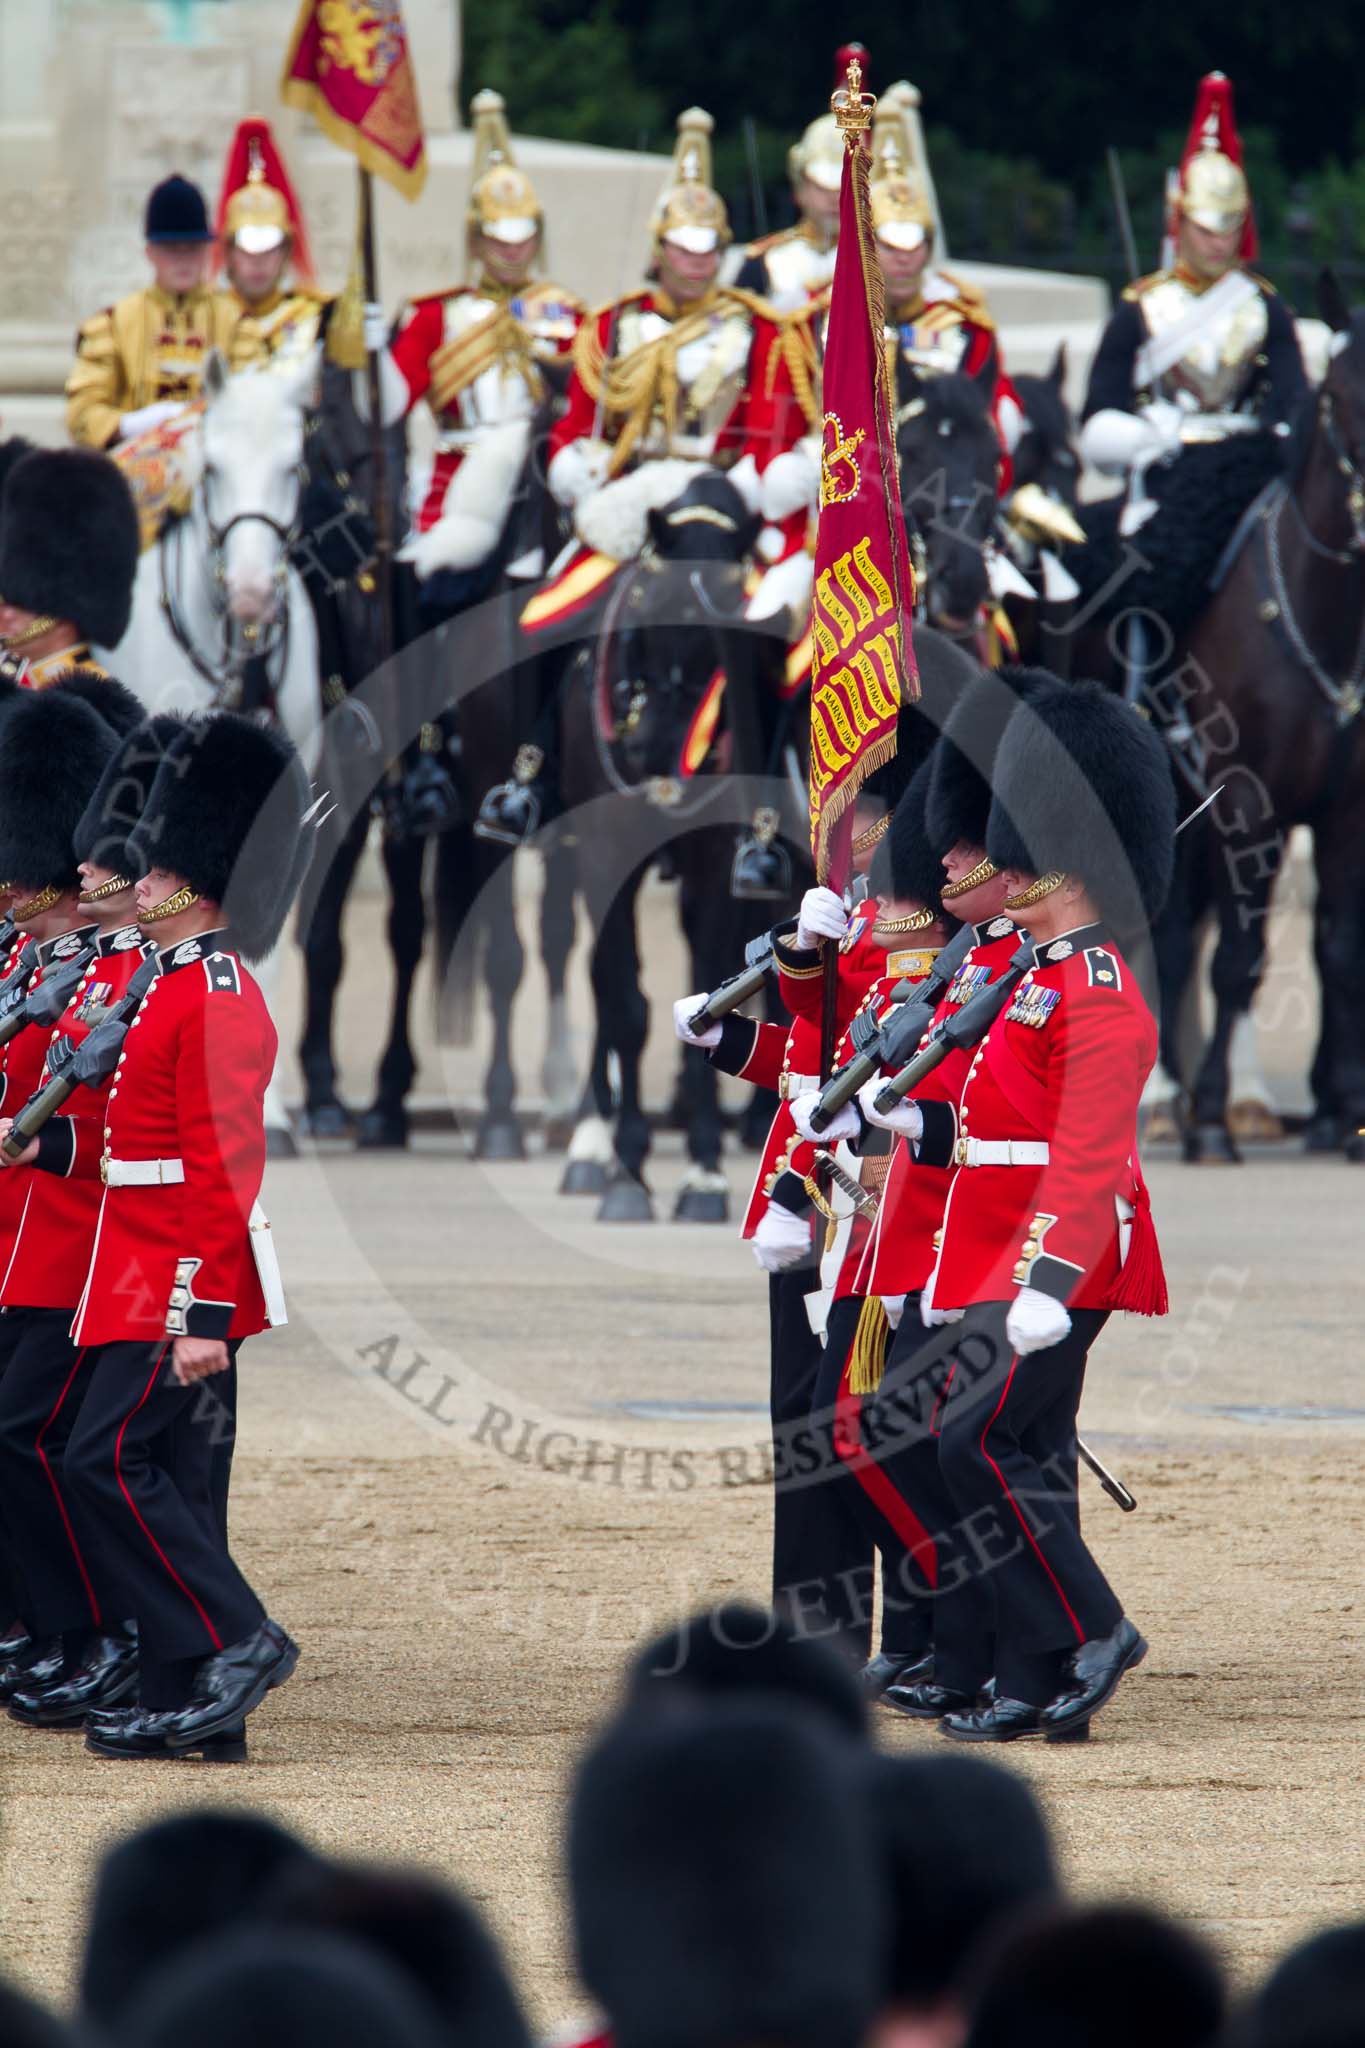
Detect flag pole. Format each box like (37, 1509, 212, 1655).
(358, 166, 395, 667)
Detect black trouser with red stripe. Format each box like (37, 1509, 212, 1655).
(769, 1271, 874, 1656)
(812, 1296, 934, 1661)
(62, 1339, 261, 1708)
(929, 1302, 1122, 1707)
(0, 1311, 32, 1627)
(0, 1308, 113, 1636)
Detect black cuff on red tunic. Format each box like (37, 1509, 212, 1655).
(768, 1170, 814, 1219)
(915, 1099, 958, 1168)
(33, 1121, 76, 1178)
(707, 1013, 760, 1078)
(1023, 1253, 1085, 1305)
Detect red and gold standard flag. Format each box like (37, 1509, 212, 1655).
(282, 0, 427, 199)
(808, 58, 917, 889)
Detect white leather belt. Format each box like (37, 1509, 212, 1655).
(954, 1138, 1050, 1167)
(249, 1201, 288, 1328)
(101, 1156, 185, 1186)
(779, 1072, 821, 1101)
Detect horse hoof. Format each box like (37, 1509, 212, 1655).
(1181, 1123, 1242, 1165)
(475, 1117, 525, 1163)
(265, 1124, 298, 1161)
(1227, 1099, 1285, 1144)
(301, 1100, 353, 1140)
(1304, 1115, 1344, 1154)
(560, 1158, 609, 1196)
(1141, 1102, 1183, 1145)
(355, 1105, 410, 1150)
(673, 1186, 730, 1224)
(597, 1178, 654, 1223)
(541, 1115, 575, 1153)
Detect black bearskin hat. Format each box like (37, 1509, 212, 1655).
(621, 1602, 866, 1741)
(52, 669, 145, 737)
(145, 173, 213, 244)
(964, 1903, 1224, 2048)
(570, 1705, 884, 2048)
(986, 676, 1176, 930)
(80, 1811, 317, 2030)
(118, 1931, 446, 2048)
(128, 713, 314, 962)
(74, 712, 185, 877)
(882, 757, 957, 923)
(0, 690, 120, 893)
(0, 449, 140, 649)
(1249, 1924, 1365, 2048)
(863, 1753, 1058, 2007)
(925, 664, 1042, 853)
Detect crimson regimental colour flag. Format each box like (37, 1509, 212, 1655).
(282, 0, 427, 200)
(808, 93, 917, 889)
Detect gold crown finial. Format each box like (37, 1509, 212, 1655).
(833, 56, 875, 135)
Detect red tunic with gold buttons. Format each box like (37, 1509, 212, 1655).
(0, 924, 149, 1310)
(911, 924, 1165, 1313)
(855, 919, 1021, 1298)
(708, 917, 883, 1240)
(44, 932, 277, 1346)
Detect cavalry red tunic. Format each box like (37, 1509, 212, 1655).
(0, 925, 148, 1310)
(50, 933, 277, 1346)
(912, 924, 1165, 1312)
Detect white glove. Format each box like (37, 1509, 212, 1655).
(673, 995, 721, 1049)
(548, 437, 613, 508)
(752, 1203, 812, 1273)
(920, 1264, 964, 1328)
(761, 441, 821, 522)
(396, 523, 464, 582)
(727, 451, 763, 514)
(857, 1080, 923, 1141)
(1138, 397, 1186, 459)
(363, 301, 389, 352)
(880, 1293, 907, 1331)
(795, 885, 847, 951)
(118, 399, 183, 442)
(1005, 1286, 1072, 1356)
(790, 1091, 856, 1145)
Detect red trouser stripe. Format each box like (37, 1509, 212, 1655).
(114, 1344, 223, 1652)
(978, 1355, 1084, 1644)
(833, 1372, 938, 1589)
(34, 1344, 101, 1627)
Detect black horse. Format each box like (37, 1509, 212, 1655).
(895, 364, 1000, 644)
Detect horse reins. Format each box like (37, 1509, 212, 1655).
(1260, 387, 1365, 727)
(159, 468, 302, 715)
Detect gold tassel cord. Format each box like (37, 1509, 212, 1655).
(847, 1293, 889, 1395)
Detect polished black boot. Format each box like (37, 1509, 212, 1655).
(862, 1650, 933, 1700)
(9, 1631, 138, 1727)
(940, 1695, 1044, 1743)
(883, 1677, 981, 1721)
(0, 1636, 63, 1700)
(1039, 1617, 1148, 1736)
(86, 1706, 247, 1763)
(163, 1620, 299, 1750)
(474, 745, 544, 847)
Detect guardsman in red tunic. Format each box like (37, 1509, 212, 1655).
(0, 447, 140, 693)
(860, 675, 1174, 1741)
(8, 713, 314, 1761)
(0, 709, 181, 1729)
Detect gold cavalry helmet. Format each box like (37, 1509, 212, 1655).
(468, 88, 543, 244)
(216, 117, 313, 280)
(791, 43, 871, 193)
(1176, 71, 1251, 238)
(652, 108, 730, 255)
(868, 99, 933, 252)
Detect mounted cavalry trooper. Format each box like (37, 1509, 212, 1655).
(730, 44, 866, 310)
(488, 106, 815, 873)
(66, 175, 239, 451)
(1, 713, 318, 1761)
(361, 88, 584, 587)
(216, 116, 329, 370)
(1081, 72, 1307, 511)
(0, 447, 140, 690)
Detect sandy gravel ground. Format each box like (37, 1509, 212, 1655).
(0, 857, 1359, 2014)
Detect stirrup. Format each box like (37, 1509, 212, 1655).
(730, 807, 791, 902)
(474, 747, 546, 848)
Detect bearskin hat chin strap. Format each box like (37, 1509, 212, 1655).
(137, 884, 201, 923)
(10, 883, 63, 921)
(78, 874, 133, 905)
(1003, 870, 1066, 911)
(0, 614, 58, 651)
(941, 855, 998, 900)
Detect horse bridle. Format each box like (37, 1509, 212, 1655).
(159, 463, 303, 710)
(1262, 383, 1365, 726)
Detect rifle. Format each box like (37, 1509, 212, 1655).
(0, 942, 97, 1051)
(687, 920, 797, 1036)
(871, 935, 1037, 1115)
(2, 952, 160, 1161)
(805, 923, 978, 1135)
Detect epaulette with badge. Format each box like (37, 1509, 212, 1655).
(1083, 946, 1124, 989)
(203, 952, 241, 995)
